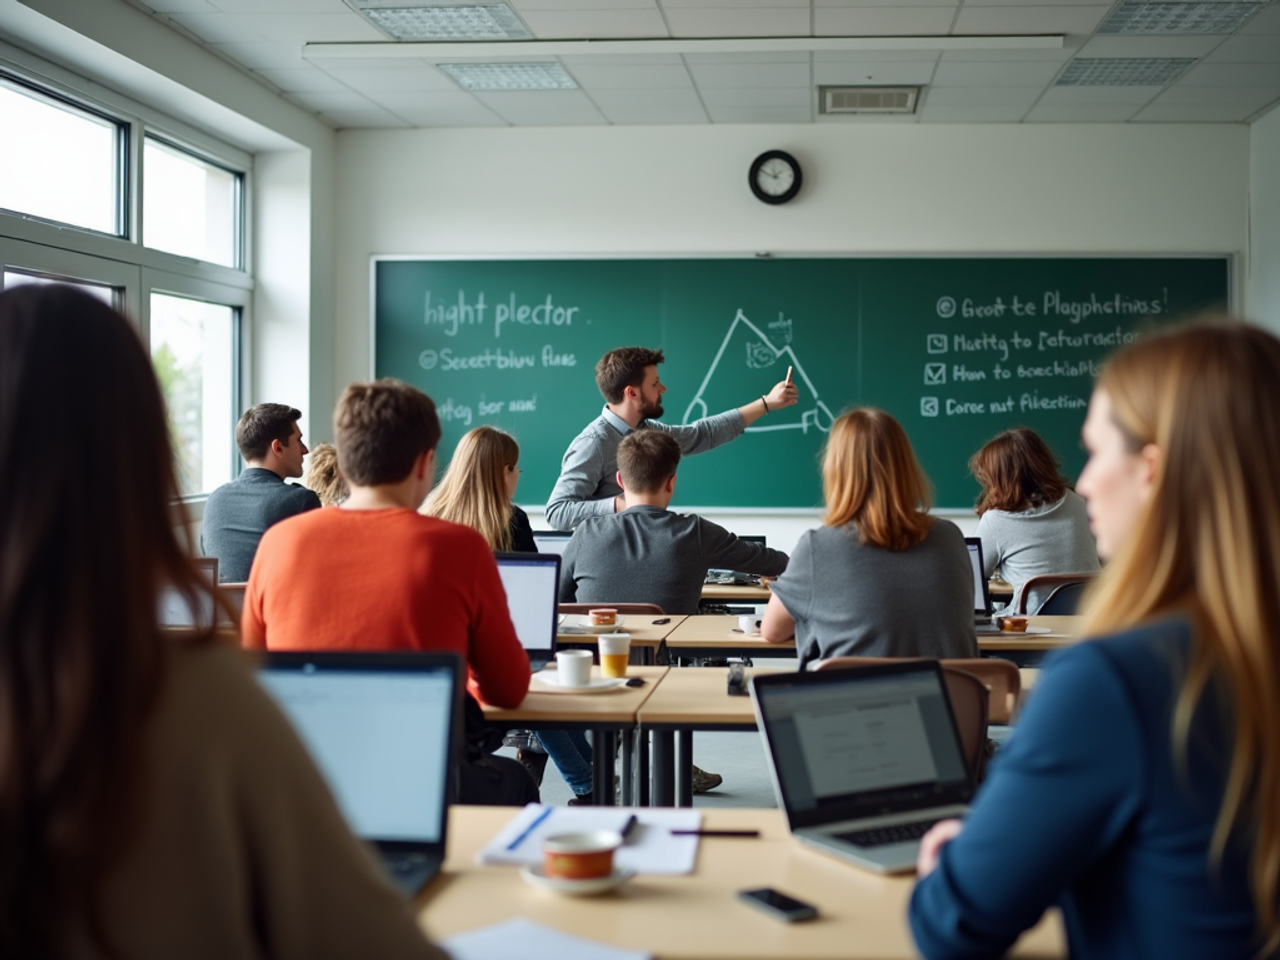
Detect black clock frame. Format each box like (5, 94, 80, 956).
(748, 150, 803, 205)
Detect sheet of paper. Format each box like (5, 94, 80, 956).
(478, 803, 702, 874)
(443, 918, 652, 960)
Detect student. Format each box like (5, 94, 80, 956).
(561, 430, 789, 613)
(0, 285, 447, 960)
(760, 408, 976, 669)
(202, 402, 321, 581)
(422, 426, 592, 802)
(912, 324, 1280, 960)
(304, 441, 349, 506)
(969, 427, 1099, 613)
(243, 379, 537, 806)
(545, 345, 799, 530)
(421, 425, 535, 552)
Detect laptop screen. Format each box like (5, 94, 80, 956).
(965, 537, 992, 617)
(496, 552, 560, 658)
(754, 665, 971, 828)
(531, 530, 573, 556)
(258, 653, 458, 843)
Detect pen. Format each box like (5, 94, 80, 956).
(622, 814, 639, 843)
(506, 806, 553, 851)
(652, 617, 671, 624)
(670, 829, 760, 838)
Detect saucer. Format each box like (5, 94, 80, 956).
(575, 615, 628, 634)
(995, 626, 1053, 636)
(531, 673, 629, 694)
(520, 864, 636, 895)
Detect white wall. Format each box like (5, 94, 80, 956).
(334, 122, 1249, 551)
(1249, 106, 1280, 331)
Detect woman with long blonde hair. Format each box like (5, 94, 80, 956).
(421, 425, 534, 552)
(913, 322, 1280, 959)
(761, 408, 976, 669)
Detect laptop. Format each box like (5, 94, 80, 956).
(257, 651, 461, 896)
(705, 534, 767, 584)
(531, 530, 573, 556)
(752, 661, 974, 874)
(495, 551, 561, 670)
(965, 538, 1002, 634)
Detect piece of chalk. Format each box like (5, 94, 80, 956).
(786, 365, 793, 385)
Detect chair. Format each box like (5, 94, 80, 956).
(813, 657, 992, 782)
(558, 602, 666, 616)
(217, 582, 247, 627)
(1035, 581, 1090, 616)
(1016, 573, 1097, 614)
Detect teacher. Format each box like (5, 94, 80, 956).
(545, 346, 798, 530)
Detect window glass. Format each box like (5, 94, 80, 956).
(0, 80, 121, 234)
(2, 271, 116, 304)
(150, 293, 237, 496)
(143, 138, 239, 268)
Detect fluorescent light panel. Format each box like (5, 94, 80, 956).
(439, 62, 577, 90)
(355, 5, 530, 41)
(1057, 57, 1196, 85)
(1099, 1, 1267, 34)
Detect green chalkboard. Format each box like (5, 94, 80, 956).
(374, 257, 1228, 510)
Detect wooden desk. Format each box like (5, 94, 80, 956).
(978, 616, 1082, 656)
(481, 665, 669, 803)
(557, 614, 686, 651)
(701, 581, 772, 602)
(636, 666, 789, 806)
(421, 806, 1065, 959)
(664, 614, 796, 660)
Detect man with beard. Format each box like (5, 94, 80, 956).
(545, 346, 798, 530)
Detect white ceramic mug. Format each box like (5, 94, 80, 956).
(556, 649, 593, 687)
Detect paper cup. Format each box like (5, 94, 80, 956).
(738, 614, 761, 634)
(598, 633, 631, 678)
(543, 830, 622, 880)
(556, 649, 593, 687)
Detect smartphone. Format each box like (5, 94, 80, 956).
(737, 887, 818, 923)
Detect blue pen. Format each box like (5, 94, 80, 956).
(506, 806, 554, 851)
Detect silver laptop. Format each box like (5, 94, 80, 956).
(752, 662, 974, 874)
(496, 551, 560, 670)
(531, 530, 573, 556)
(966, 537, 1002, 633)
(257, 651, 461, 896)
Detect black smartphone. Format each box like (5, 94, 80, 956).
(736, 887, 818, 923)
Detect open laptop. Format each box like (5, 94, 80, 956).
(531, 530, 573, 556)
(966, 537, 1002, 633)
(257, 651, 461, 896)
(752, 661, 974, 874)
(495, 552, 561, 670)
(705, 534, 768, 584)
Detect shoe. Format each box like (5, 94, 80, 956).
(567, 792, 593, 805)
(691, 765, 723, 794)
(502, 729, 537, 751)
(517, 748, 548, 787)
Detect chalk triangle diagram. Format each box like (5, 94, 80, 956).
(682, 309, 834, 434)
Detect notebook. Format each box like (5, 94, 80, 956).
(257, 651, 461, 896)
(966, 537, 1002, 633)
(496, 551, 561, 670)
(531, 530, 573, 556)
(752, 661, 974, 874)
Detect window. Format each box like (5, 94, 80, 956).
(0, 77, 124, 235)
(3, 269, 116, 304)
(149, 292, 238, 497)
(143, 137, 240, 268)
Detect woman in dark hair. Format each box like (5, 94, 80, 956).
(0, 285, 445, 960)
(969, 427, 1098, 613)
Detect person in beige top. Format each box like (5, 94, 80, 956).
(0, 284, 447, 960)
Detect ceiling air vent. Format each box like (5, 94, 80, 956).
(820, 86, 920, 115)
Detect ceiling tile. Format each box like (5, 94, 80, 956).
(170, 12, 382, 44)
(208, 42, 308, 69)
(705, 103, 811, 121)
(1024, 103, 1142, 120)
(472, 90, 610, 123)
(320, 108, 410, 128)
(1179, 62, 1280, 86)
(1133, 102, 1258, 122)
(698, 86, 812, 105)
(517, 8, 670, 36)
(514, 0, 661, 9)
(1239, 4, 1280, 33)
(1202, 35, 1280, 63)
(814, 7, 959, 34)
(589, 87, 709, 121)
(941, 43, 1079, 61)
(814, 0, 955, 6)
(661, 0, 807, 8)
(316, 65, 459, 93)
(168, 12, 271, 44)
(962, 0, 1111, 5)
(1075, 35, 1226, 59)
(663, 7, 812, 34)
(933, 60, 1065, 85)
(917, 103, 1031, 121)
(565, 63, 694, 87)
(366, 92, 505, 126)
(953, 5, 1111, 34)
(923, 85, 1043, 104)
(813, 60, 936, 84)
(559, 53, 684, 65)
(146, 0, 224, 12)
(252, 66, 353, 92)
(1153, 84, 1280, 107)
(683, 51, 808, 63)
(281, 90, 380, 111)
(813, 50, 939, 62)
(686, 61, 811, 86)
(1038, 84, 1163, 103)
(209, 0, 348, 11)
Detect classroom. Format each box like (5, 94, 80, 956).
(2, 1, 1280, 957)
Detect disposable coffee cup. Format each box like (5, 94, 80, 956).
(556, 649, 593, 687)
(598, 633, 631, 679)
(543, 830, 622, 880)
(738, 614, 761, 634)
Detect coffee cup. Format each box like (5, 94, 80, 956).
(738, 614, 761, 634)
(556, 649, 593, 687)
(542, 830, 622, 880)
(598, 633, 631, 679)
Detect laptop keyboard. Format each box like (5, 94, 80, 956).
(834, 818, 941, 848)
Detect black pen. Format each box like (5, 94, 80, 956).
(622, 814, 640, 842)
(669, 829, 760, 838)
(652, 617, 671, 624)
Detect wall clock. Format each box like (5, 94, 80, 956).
(749, 150, 802, 205)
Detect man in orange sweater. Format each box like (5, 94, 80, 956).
(243, 378, 537, 805)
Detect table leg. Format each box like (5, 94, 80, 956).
(592, 727, 617, 805)
(675, 730, 693, 807)
(620, 728, 635, 805)
(651, 730, 675, 806)
(636, 727, 650, 807)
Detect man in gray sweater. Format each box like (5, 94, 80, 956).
(560, 430, 789, 614)
(545, 346, 798, 530)
(201, 403, 320, 582)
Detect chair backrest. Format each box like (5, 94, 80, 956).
(813, 657, 992, 781)
(1035, 580, 1089, 616)
(557, 602, 666, 616)
(1016, 573, 1097, 614)
(218, 582, 247, 626)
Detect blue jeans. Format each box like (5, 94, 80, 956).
(536, 729, 594, 796)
